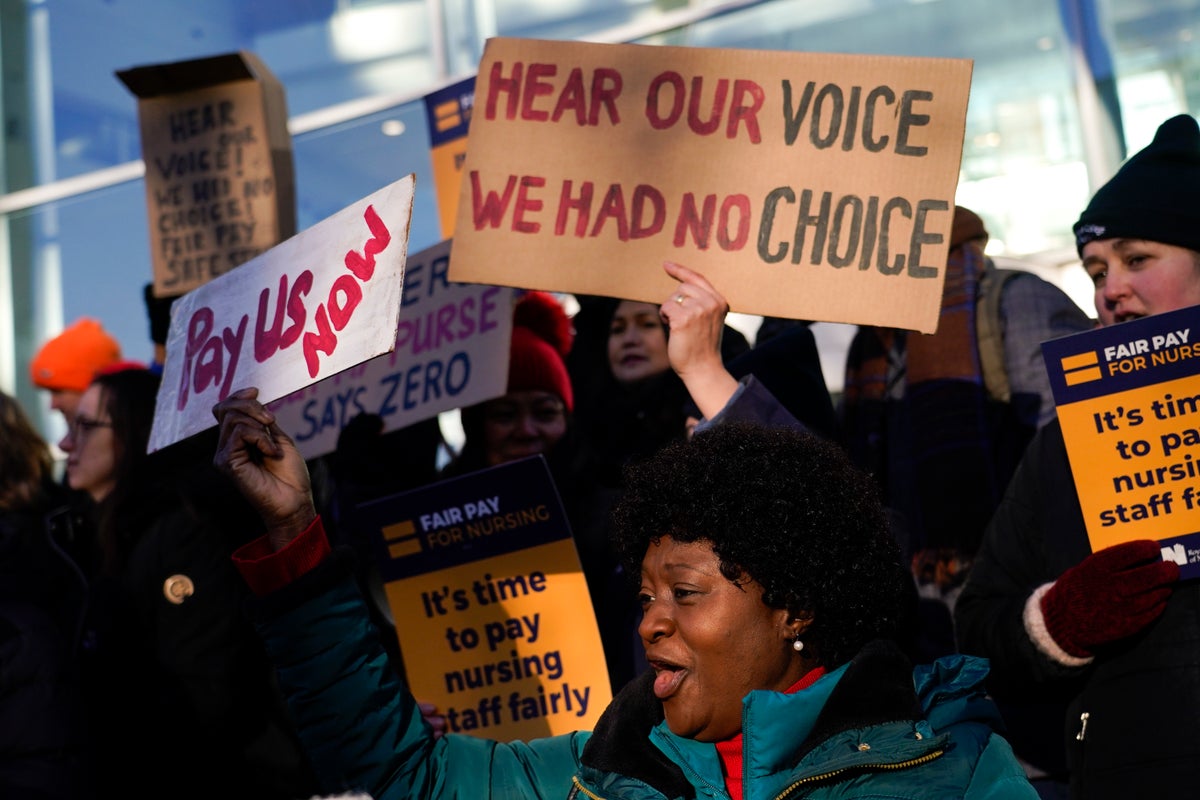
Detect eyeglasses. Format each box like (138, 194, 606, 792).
(70, 414, 113, 440)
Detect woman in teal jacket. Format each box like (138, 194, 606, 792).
(217, 382, 1036, 799)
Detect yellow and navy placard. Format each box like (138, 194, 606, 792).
(424, 76, 475, 239)
(1043, 305, 1200, 575)
(355, 455, 611, 740)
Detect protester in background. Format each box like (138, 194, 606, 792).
(210, 384, 1037, 799)
(566, 293, 750, 461)
(0, 390, 90, 799)
(29, 317, 123, 427)
(442, 290, 574, 477)
(955, 114, 1200, 799)
(54, 366, 318, 799)
(142, 282, 178, 374)
(840, 206, 1094, 657)
(569, 297, 688, 461)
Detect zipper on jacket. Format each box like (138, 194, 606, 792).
(571, 775, 605, 800)
(1075, 712, 1089, 742)
(771, 749, 946, 800)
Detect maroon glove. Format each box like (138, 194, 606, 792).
(1041, 539, 1179, 658)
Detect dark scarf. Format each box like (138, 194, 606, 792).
(842, 247, 1006, 564)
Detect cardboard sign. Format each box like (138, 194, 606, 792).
(148, 175, 415, 453)
(450, 38, 972, 333)
(1043, 306, 1200, 577)
(267, 239, 515, 460)
(425, 77, 476, 239)
(356, 456, 612, 740)
(119, 52, 297, 298)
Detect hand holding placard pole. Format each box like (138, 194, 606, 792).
(213, 386, 316, 551)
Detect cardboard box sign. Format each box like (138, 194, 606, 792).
(118, 51, 297, 298)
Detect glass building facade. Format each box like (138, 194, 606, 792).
(2, 0, 1198, 438)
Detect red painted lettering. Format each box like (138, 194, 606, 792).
(178, 307, 214, 410)
(521, 63, 556, 121)
(303, 306, 337, 378)
(674, 193, 716, 249)
(177, 307, 247, 409)
(716, 195, 751, 250)
(194, 338, 224, 397)
(485, 61, 522, 120)
(219, 316, 248, 400)
(344, 205, 391, 280)
(728, 80, 764, 142)
(254, 270, 317, 364)
(590, 184, 629, 240)
(687, 76, 727, 136)
(513, 176, 545, 233)
(552, 68, 588, 125)
(588, 68, 622, 126)
(555, 180, 594, 237)
(286, 271, 313, 346)
(631, 185, 666, 239)
(328, 274, 362, 330)
(471, 172, 518, 230)
(255, 277, 286, 362)
(646, 71, 684, 130)
(300, 204, 394, 377)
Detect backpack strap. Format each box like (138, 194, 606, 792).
(975, 267, 1025, 404)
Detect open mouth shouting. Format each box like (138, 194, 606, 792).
(649, 658, 688, 700)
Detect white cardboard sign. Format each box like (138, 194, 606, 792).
(148, 174, 415, 452)
(267, 239, 515, 460)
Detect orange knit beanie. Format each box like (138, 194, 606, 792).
(30, 318, 122, 392)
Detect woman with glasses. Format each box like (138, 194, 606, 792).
(54, 366, 319, 799)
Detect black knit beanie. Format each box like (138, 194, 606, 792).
(1074, 114, 1200, 256)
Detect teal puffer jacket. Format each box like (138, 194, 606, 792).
(252, 558, 1035, 799)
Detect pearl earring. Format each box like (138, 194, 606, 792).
(792, 638, 804, 653)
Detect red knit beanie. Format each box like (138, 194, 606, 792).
(30, 318, 122, 392)
(508, 292, 574, 412)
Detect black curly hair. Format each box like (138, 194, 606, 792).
(610, 421, 905, 669)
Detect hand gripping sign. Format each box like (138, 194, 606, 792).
(1043, 306, 1200, 576)
(148, 174, 415, 452)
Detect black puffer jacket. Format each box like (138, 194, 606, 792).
(0, 497, 91, 800)
(52, 457, 321, 800)
(955, 419, 1200, 799)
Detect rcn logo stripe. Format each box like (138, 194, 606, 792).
(1061, 350, 1102, 386)
(434, 99, 462, 133)
(383, 519, 422, 559)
